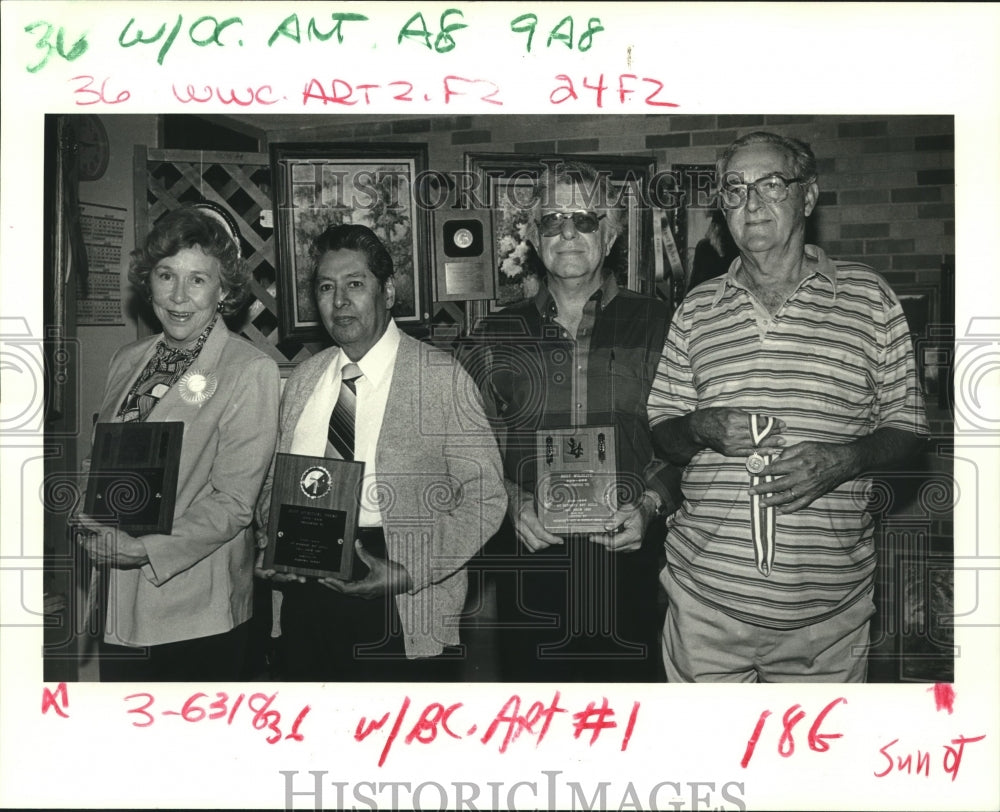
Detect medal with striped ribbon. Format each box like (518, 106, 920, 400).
(748, 413, 776, 577)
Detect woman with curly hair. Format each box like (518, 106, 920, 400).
(77, 203, 279, 681)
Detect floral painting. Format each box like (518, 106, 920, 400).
(491, 176, 545, 307)
(271, 144, 430, 341)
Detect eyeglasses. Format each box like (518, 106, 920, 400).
(538, 210, 606, 236)
(719, 174, 812, 209)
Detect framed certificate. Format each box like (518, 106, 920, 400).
(84, 421, 183, 535)
(263, 453, 365, 579)
(535, 425, 618, 535)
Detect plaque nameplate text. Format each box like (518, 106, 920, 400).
(536, 425, 618, 534)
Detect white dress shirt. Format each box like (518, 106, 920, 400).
(290, 320, 401, 527)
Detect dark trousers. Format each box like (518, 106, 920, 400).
(98, 621, 250, 682)
(483, 518, 664, 682)
(278, 528, 461, 682)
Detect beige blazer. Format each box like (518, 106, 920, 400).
(92, 320, 279, 646)
(259, 331, 506, 657)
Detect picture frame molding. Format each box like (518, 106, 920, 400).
(889, 278, 950, 403)
(270, 141, 432, 342)
(896, 552, 955, 682)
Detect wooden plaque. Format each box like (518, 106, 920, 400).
(431, 208, 496, 301)
(536, 425, 618, 534)
(84, 422, 183, 535)
(263, 453, 365, 579)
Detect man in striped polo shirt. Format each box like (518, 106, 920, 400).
(647, 132, 928, 682)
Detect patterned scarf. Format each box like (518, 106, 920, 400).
(116, 315, 217, 423)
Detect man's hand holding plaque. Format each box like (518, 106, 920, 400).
(318, 540, 413, 598)
(587, 490, 663, 552)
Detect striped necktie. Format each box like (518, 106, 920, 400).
(327, 362, 362, 461)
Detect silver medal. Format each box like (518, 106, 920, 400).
(746, 452, 766, 474)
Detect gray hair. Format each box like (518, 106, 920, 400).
(717, 131, 818, 183)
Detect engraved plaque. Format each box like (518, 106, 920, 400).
(535, 425, 618, 534)
(432, 209, 496, 301)
(84, 422, 183, 535)
(263, 453, 364, 579)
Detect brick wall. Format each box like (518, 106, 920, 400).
(265, 110, 955, 388)
(266, 113, 955, 292)
(267, 113, 956, 389)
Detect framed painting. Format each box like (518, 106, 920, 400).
(668, 163, 736, 296)
(463, 153, 658, 309)
(270, 142, 431, 341)
(890, 279, 950, 401)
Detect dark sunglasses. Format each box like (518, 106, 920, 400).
(538, 211, 606, 236)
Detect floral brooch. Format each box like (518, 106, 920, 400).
(178, 369, 218, 404)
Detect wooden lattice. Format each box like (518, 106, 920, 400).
(135, 146, 472, 369)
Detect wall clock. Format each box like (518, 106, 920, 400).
(74, 115, 110, 181)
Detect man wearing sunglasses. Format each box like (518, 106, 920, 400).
(462, 160, 678, 682)
(647, 132, 928, 682)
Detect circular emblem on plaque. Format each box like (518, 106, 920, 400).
(746, 452, 766, 475)
(452, 227, 475, 249)
(178, 369, 218, 403)
(300, 466, 331, 499)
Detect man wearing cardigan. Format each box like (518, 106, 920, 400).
(257, 224, 506, 681)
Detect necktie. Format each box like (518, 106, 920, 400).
(327, 362, 362, 460)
